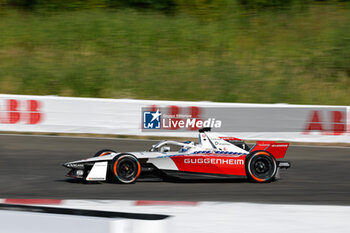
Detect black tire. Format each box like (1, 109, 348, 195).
(110, 154, 141, 184)
(93, 149, 116, 157)
(245, 151, 277, 183)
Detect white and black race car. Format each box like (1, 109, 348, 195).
(63, 128, 291, 183)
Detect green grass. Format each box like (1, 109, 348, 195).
(0, 5, 350, 105)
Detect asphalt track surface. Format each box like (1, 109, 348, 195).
(0, 134, 349, 205)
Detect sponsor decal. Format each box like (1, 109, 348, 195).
(271, 144, 288, 147)
(304, 110, 347, 135)
(172, 155, 247, 175)
(142, 106, 222, 131)
(214, 141, 230, 146)
(162, 117, 221, 129)
(0, 99, 43, 124)
(143, 110, 161, 129)
(184, 158, 244, 165)
(64, 163, 84, 169)
(76, 170, 84, 176)
(87, 177, 105, 180)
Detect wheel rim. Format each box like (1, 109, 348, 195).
(113, 155, 140, 183)
(117, 160, 137, 180)
(254, 158, 270, 174)
(248, 153, 276, 181)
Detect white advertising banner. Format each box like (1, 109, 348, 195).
(0, 94, 349, 143)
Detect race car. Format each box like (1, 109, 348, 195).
(63, 128, 291, 183)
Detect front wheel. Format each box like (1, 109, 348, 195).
(246, 151, 277, 183)
(110, 154, 141, 184)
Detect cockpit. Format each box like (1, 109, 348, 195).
(149, 140, 197, 153)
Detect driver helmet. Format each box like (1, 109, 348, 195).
(179, 147, 188, 153)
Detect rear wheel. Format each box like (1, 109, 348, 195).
(246, 151, 277, 183)
(110, 154, 141, 184)
(93, 149, 116, 157)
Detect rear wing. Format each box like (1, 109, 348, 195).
(250, 141, 289, 159)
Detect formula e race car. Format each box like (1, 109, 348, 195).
(63, 128, 291, 183)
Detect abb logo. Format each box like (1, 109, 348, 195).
(149, 105, 202, 130)
(0, 99, 43, 124)
(304, 110, 347, 135)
